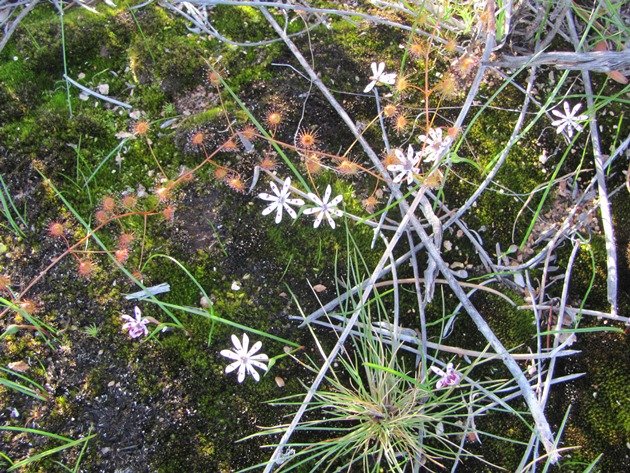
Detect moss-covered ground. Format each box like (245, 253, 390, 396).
(0, 1, 628, 472)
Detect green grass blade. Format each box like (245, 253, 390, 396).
(145, 300, 299, 348)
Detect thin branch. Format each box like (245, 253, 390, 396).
(0, 1, 38, 53)
(63, 74, 132, 109)
(565, 10, 619, 316)
(182, 0, 464, 50)
(296, 314, 581, 362)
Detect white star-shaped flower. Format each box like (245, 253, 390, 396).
(418, 127, 451, 163)
(551, 102, 588, 138)
(303, 185, 343, 229)
(220, 333, 269, 383)
(363, 62, 397, 93)
(258, 177, 305, 224)
(121, 306, 150, 339)
(387, 145, 421, 185)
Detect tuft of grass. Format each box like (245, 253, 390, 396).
(0, 426, 94, 472)
(0, 173, 27, 238)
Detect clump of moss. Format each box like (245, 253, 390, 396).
(447, 107, 545, 245)
(555, 329, 630, 470)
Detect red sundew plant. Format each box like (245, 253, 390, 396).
(0, 191, 170, 332)
(47, 221, 66, 239)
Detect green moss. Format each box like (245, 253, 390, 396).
(131, 33, 209, 96)
(448, 107, 545, 245)
(328, 18, 403, 69)
(83, 367, 108, 397)
(470, 409, 530, 469)
(132, 83, 167, 115)
(559, 333, 630, 470)
(476, 289, 535, 348)
(54, 395, 71, 416)
(568, 237, 609, 309)
(179, 107, 225, 130)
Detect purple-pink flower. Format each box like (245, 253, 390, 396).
(430, 363, 461, 389)
(121, 306, 149, 338)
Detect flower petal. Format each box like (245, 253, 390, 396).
(555, 122, 567, 135)
(258, 192, 276, 202)
(237, 363, 246, 383)
(284, 205, 297, 220)
(322, 185, 332, 203)
(262, 202, 278, 216)
(330, 194, 343, 205)
(381, 72, 397, 85)
(306, 192, 322, 206)
(563, 101, 571, 116)
(326, 213, 336, 229)
(220, 349, 239, 360)
(551, 109, 565, 119)
(247, 365, 261, 382)
(550, 118, 564, 127)
(330, 208, 343, 218)
(274, 205, 283, 224)
(281, 177, 292, 194)
(240, 333, 250, 353)
(231, 334, 243, 352)
(406, 145, 415, 161)
(248, 340, 263, 357)
(249, 360, 268, 372)
(570, 103, 582, 116)
(250, 353, 269, 362)
(269, 181, 280, 197)
(313, 211, 324, 228)
(225, 360, 241, 374)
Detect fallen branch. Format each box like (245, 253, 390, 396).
(565, 11, 619, 316)
(293, 315, 581, 361)
(487, 49, 630, 74)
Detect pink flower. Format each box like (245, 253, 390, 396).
(121, 306, 149, 338)
(430, 363, 461, 389)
